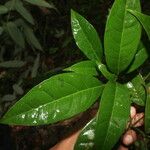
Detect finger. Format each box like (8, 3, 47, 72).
(126, 106, 137, 128)
(122, 130, 137, 146)
(130, 106, 136, 119)
(131, 113, 144, 127)
(118, 145, 128, 150)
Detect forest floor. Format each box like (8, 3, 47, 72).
(0, 0, 150, 149)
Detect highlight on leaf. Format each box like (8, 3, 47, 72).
(128, 9, 150, 40)
(95, 81, 130, 150)
(71, 10, 103, 63)
(104, 0, 141, 74)
(0, 73, 104, 126)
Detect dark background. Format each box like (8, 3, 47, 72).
(0, 0, 150, 149)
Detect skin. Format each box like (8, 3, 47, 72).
(50, 106, 144, 150)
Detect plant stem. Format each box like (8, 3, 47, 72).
(144, 73, 150, 81)
(96, 62, 117, 81)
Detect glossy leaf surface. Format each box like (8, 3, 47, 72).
(95, 81, 130, 150)
(127, 42, 148, 73)
(64, 60, 98, 76)
(0, 73, 104, 125)
(6, 22, 25, 48)
(0, 5, 8, 15)
(97, 63, 117, 81)
(145, 84, 150, 134)
(71, 10, 103, 62)
(127, 74, 146, 106)
(75, 117, 96, 150)
(104, 0, 141, 74)
(128, 10, 150, 40)
(25, 0, 54, 8)
(15, 0, 34, 25)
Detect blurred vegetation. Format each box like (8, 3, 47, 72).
(0, 0, 150, 149)
(0, 0, 113, 117)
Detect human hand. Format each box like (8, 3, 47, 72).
(50, 106, 144, 150)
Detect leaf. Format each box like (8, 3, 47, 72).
(15, 0, 34, 25)
(74, 117, 96, 150)
(128, 10, 150, 40)
(6, 22, 25, 48)
(95, 81, 130, 150)
(0, 60, 26, 68)
(4, 0, 15, 11)
(31, 54, 40, 78)
(97, 63, 117, 81)
(23, 23, 42, 51)
(137, 141, 148, 150)
(71, 10, 103, 63)
(0, 73, 104, 126)
(0, 26, 4, 35)
(127, 74, 146, 106)
(104, 0, 141, 74)
(2, 94, 16, 102)
(64, 60, 98, 76)
(145, 84, 150, 134)
(0, 5, 8, 15)
(24, 0, 55, 9)
(13, 84, 24, 95)
(127, 42, 148, 73)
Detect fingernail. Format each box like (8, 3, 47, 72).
(125, 135, 133, 145)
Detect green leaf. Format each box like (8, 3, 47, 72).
(74, 117, 96, 150)
(22, 23, 42, 51)
(104, 0, 141, 74)
(24, 0, 54, 9)
(4, 0, 15, 11)
(127, 74, 146, 106)
(0, 5, 8, 15)
(64, 60, 98, 76)
(145, 85, 150, 134)
(13, 84, 24, 95)
(6, 22, 25, 48)
(0, 60, 26, 68)
(2, 94, 16, 102)
(71, 10, 103, 63)
(97, 63, 117, 81)
(128, 10, 150, 40)
(0, 26, 4, 35)
(127, 42, 148, 73)
(0, 73, 104, 126)
(31, 54, 40, 78)
(15, 0, 34, 25)
(95, 81, 130, 150)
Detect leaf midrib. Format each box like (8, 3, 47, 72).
(102, 83, 117, 148)
(117, 0, 128, 74)
(74, 13, 100, 62)
(2, 85, 103, 123)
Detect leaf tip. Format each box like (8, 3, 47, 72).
(71, 9, 78, 17)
